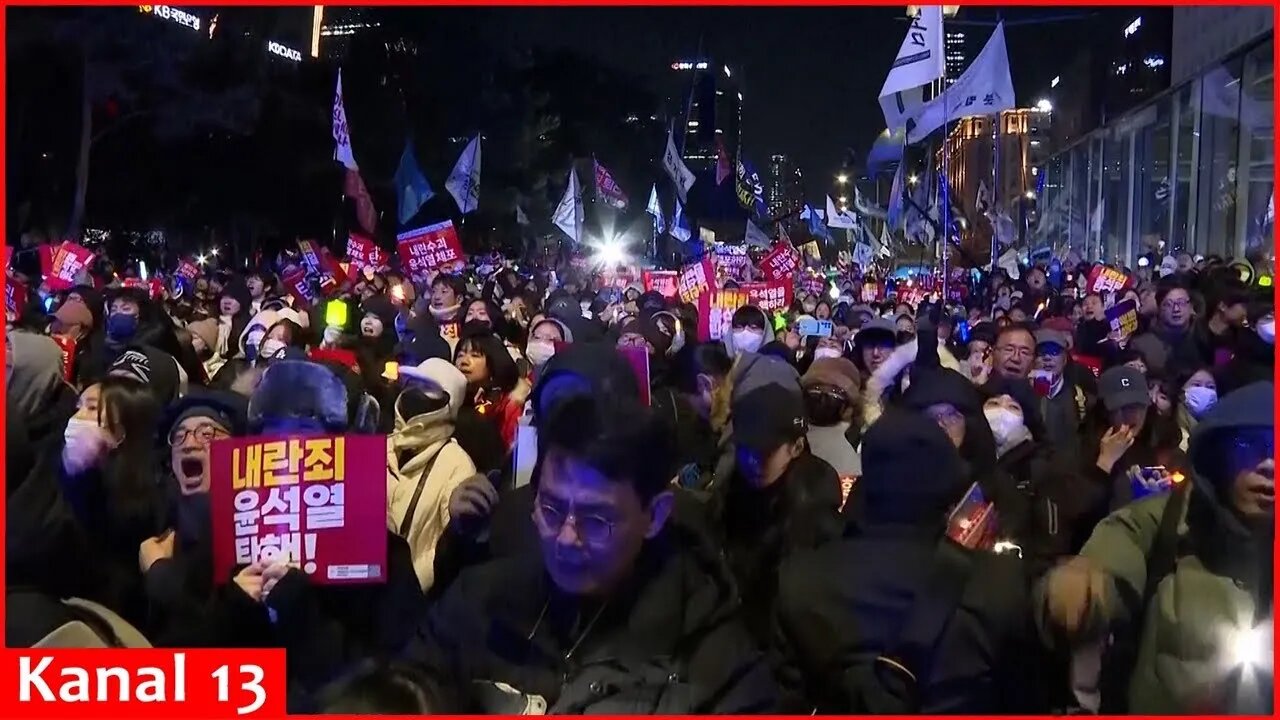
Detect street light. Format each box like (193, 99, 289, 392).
(210, 247, 220, 257)
(836, 173, 849, 184)
(838, 196, 848, 203)
(908, 174, 919, 185)
(1035, 98, 1053, 113)
(1025, 190, 1036, 199)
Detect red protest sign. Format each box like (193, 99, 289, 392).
(711, 243, 749, 281)
(759, 244, 799, 281)
(741, 279, 793, 313)
(282, 267, 315, 307)
(6, 277, 28, 317)
(46, 242, 95, 290)
(697, 286, 750, 342)
(677, 258, 713, 303)
(642, 270, 679, 299)
(210, 434, 388, 586)
(1086, 263, 1132, 294)
(176, 258, 201, 280)
(345, 232, 387, 271)
(616, 345, 651, 406)
(397, 220, 463, 279)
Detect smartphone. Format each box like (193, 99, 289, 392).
(797, 317, 833, 337)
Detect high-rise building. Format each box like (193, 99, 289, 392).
(766, 154, 803, 219)
(943, 28, 969, 85)
(318, 6, 379, 61)
(1171, 6, 1272, 85)
(665, 60, 743, 174)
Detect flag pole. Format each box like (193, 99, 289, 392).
(939, 24, 951, 304)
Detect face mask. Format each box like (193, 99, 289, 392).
(63, 417, 114, 475)
(106, 312, 138, 341)
(430, 303, 460, 321)
(526, 339, 556, 367)
(730, 328, 764, 355)
(1257, 320, 1275, 344)
(984, 407, 1025, 447)
(813, 347, 843, 361)
(1183, 386, 1218, 418)
(258, 338, 286, 362)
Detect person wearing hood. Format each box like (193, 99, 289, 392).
(1037, 382, 1274, 714)
(852, 317, 898, 382)
(404, 394, 777, 713)
(1173, 366, 1218, 451)
(206, 279, 253, 380)
(716, 383, 844, 645)
(386, 358, 479, 592)
(773, 409, 1035, 713)
(524, 316, 571, 376)
(1215, 298, 1274, 396)
(724, 305, 774, 359)
(9, 329, 78, 443)
(801, 357, 862, 480)
(210, 308, 277, 392)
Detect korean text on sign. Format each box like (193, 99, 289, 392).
(642, 270, 679, 299)
(1086, 264, 1133, 294)
(1106, 298, 1140, 345)
(678, 259, 713, 303)
(397, 220, 463, 278)
(45, 242, 96, 291)
(704, 288, 749, 342)
(210, 434, 388, 585)
(742, 280, 792, 313)
(759, 244, 799, 282)
(346, 232, 386, 271)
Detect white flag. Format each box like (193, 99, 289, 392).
(906, 23, 1015, 143)
(852, 241, 874, 268)
(878, 5, 945, 132)
(515, 205, 529, 226)
(853, 186, 887, 221)
(645, 184, 666, 235)
(332, 69, 358, 170)
(552, 168, 583, 244)
(996, 246, 1021, 280)
(446, 135, 482, 214)
(877, 222, 893, 258)
(825, 195, 858, 229)
(744, 220, 770, 248)
(670, 200, 691, 243)
(661, 130, 696, 203)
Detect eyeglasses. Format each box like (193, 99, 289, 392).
(996, 345, 1034, 359)
(1161, 299, 1191, 310)
(168, 423, 229, 447)
(534, 501, 615, 545)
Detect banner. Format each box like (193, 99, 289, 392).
(741, 279, 794, 313)
(678, 258, 714, 303)
(397, 220, 464, 279)
(905, 23, 1016, 143)
(593, 159, 629, 209)
(642, 269, 679, 299)
(1086, 263, 1133, 294)
(210, 434, 387, 586)
(345, 232, 387, 271)
(1106, 298, 1140, 345)
(711, 243, 749, 280)
(46, 242, 95, 291)
(282, 268, 315, 307)
(759, 244, 799, 281)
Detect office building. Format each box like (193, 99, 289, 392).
(318, 6, 379, 61)
(665, 60, 743, 174)
(766, 154, 803, 219)
(1172, 6, 1273, 84)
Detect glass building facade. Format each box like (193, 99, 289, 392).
(1039, 34, 1273, 269)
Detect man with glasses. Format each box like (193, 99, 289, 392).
(1037, 381, 1274, 713)
(1031, 327, 1089, 467)
(992, 324, 1037, 381)
(406, 394, 777, 713)
(1132, 284, 1197, 376)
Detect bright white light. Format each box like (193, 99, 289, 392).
(1025, 190, 1036, 199)
(1031, 167, 1039, 176)
(196, 254, 208, 265)
(828, 285, 840, 299)
(723, 65, 731, 78)
(1124, 16, 1142, 38)
(209, 247, 220, 257)
(139, 261, 149, 281)
(592, 239, 628, 267)
(838, 195, 848, 203)
(1050, 75, 1060, 88)
(1036, 98, 1053, 113)
(836, 173, 849, 184)
(1230, 626, 1266, 667)
(1137, 256, 1150, 267)
(908, 174, 919, 185)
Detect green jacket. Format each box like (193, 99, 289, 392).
(1038, 381, 1274, 714)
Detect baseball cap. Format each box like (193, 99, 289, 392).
(1098, 366, 1150, 412)
(854, 317, 897, 348)
(1034, 328, 1070, 351)
(732, 384, 808, 454)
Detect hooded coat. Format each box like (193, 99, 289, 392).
(1036, 382, 1275, 714)
(774, 410, 1037, 713)
(386, 359, 479, 592)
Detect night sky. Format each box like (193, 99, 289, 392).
(440, 5, 1083, 188)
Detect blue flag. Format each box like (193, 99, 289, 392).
(395, 139, 435, 225)
(804, 204, 831, 241)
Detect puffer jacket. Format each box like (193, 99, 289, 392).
(1036, 381, 1274, 714)
(387, 389, 478, 593)
(404, 522, 777, 713)
(861, 337, 963, 431)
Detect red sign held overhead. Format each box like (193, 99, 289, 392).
(677, 258, 714, 304)
(642, 270, 679, 299)
(345, 232, 387, 271)
(759, 243, 799, 282)
(740, 279, 793, 313)
(45, 242, 96, 291)
(397, 220, 463, 279)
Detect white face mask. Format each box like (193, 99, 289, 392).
(984, 407, 1025, 447)
(1183, 386, 1218, 418)
(730, 328, 764, 355)
(63, 417, 114, 475)
(1257, 320, 1275, 344)
(258, 338, 286, 362)
(813, 347, 843, 361)
(526, 339, 556, 367)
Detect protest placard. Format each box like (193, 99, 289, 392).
(642, 270, 679, 299)
(346, 232, 387, 271)
(1086, 263, 1133, 294)
(741, 279, 793, 313)
(45, 242, 95, 290)
(1106, 298, 1139, 345)
(677, 258, 713, 303)
(698, 287, 749, 342)
(397, 220, 463, 279)
(210, 434, 388, 586)
(759, 244, 799, 281)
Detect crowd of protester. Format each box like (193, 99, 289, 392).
(5, 247, 1274, 714)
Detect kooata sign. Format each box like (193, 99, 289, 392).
(267, 41, 302, 62)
